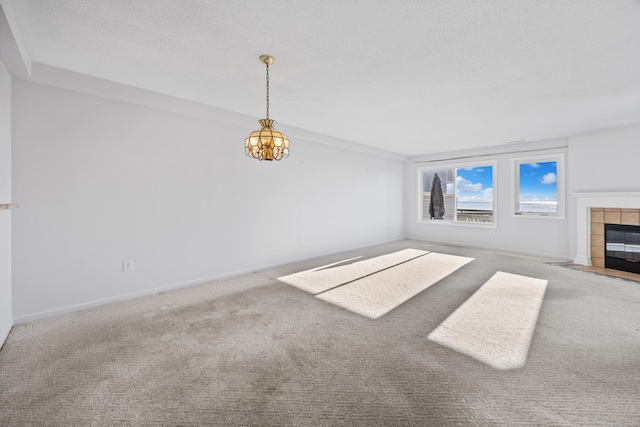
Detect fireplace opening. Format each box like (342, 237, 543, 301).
(604, 223, 640, 274)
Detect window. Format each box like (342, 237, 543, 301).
(418, 161, 496, 225)
(512, 153, 565, 219)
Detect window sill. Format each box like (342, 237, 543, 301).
(417, 219, 497, 229)
(511, 212, 565, 220)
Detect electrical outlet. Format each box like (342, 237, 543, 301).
(123, 260, 134, 272)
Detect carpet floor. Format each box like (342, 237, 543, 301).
(428, 271, 548, 370)
(279, 250, 473, 319)
(1, 239, 639, 426)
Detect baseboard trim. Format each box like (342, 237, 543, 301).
(0, 321, 13, 351)
(13, 236, 406, 325)
(573, 255, 590, 266)
(13, 266, 277, 325)
(404, 237, 571, 262)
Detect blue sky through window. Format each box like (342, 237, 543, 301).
(518, 161, 557, 202)
(456, 166, 493, 210)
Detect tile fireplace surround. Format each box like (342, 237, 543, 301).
(590, 208, 640, 268)
(574, 192, 640, 266)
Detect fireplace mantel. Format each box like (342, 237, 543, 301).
(573, 192, 640, 265)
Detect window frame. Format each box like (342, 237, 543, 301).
(417, 159, 497, 228)
(511, 153, 565, 220)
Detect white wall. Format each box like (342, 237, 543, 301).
(567, 122, 640, 259)
(12, 81, 405, 322)
(404, 140, 570, 259)
(0, 56, 12, 346)
(568, 122, 640, 193)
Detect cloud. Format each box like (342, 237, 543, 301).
(526, 163, 541, 168)
(458, 188, 493, 202)
(456, 176, 482, 192)
(540, 172, 556, 184)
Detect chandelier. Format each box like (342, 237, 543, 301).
(244, 55, 290, 161)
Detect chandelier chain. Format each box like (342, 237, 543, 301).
(265, 63, 270, 119)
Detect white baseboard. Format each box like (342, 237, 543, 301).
(13, 236, 406, 325)
(12, 270, 251, 325)
(573, 255, 590, 266)
(407, 237, 571, 262)
(0, 321, 13, 350)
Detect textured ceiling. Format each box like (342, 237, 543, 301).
(3, 0, 640, 156)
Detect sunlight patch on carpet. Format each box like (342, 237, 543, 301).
(428, 271, 548, 370)
(316, 252, 473, 319)
(278, 248, 428, 294)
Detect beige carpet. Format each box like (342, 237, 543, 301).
(278, 248, 428, 294)
(316, 252, 473, 319)
(2, 240, 639, 426)
(428, 271, 548, 370)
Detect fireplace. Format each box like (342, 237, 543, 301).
(574, 193, 640, 268)
(605, 223, 640, 274)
